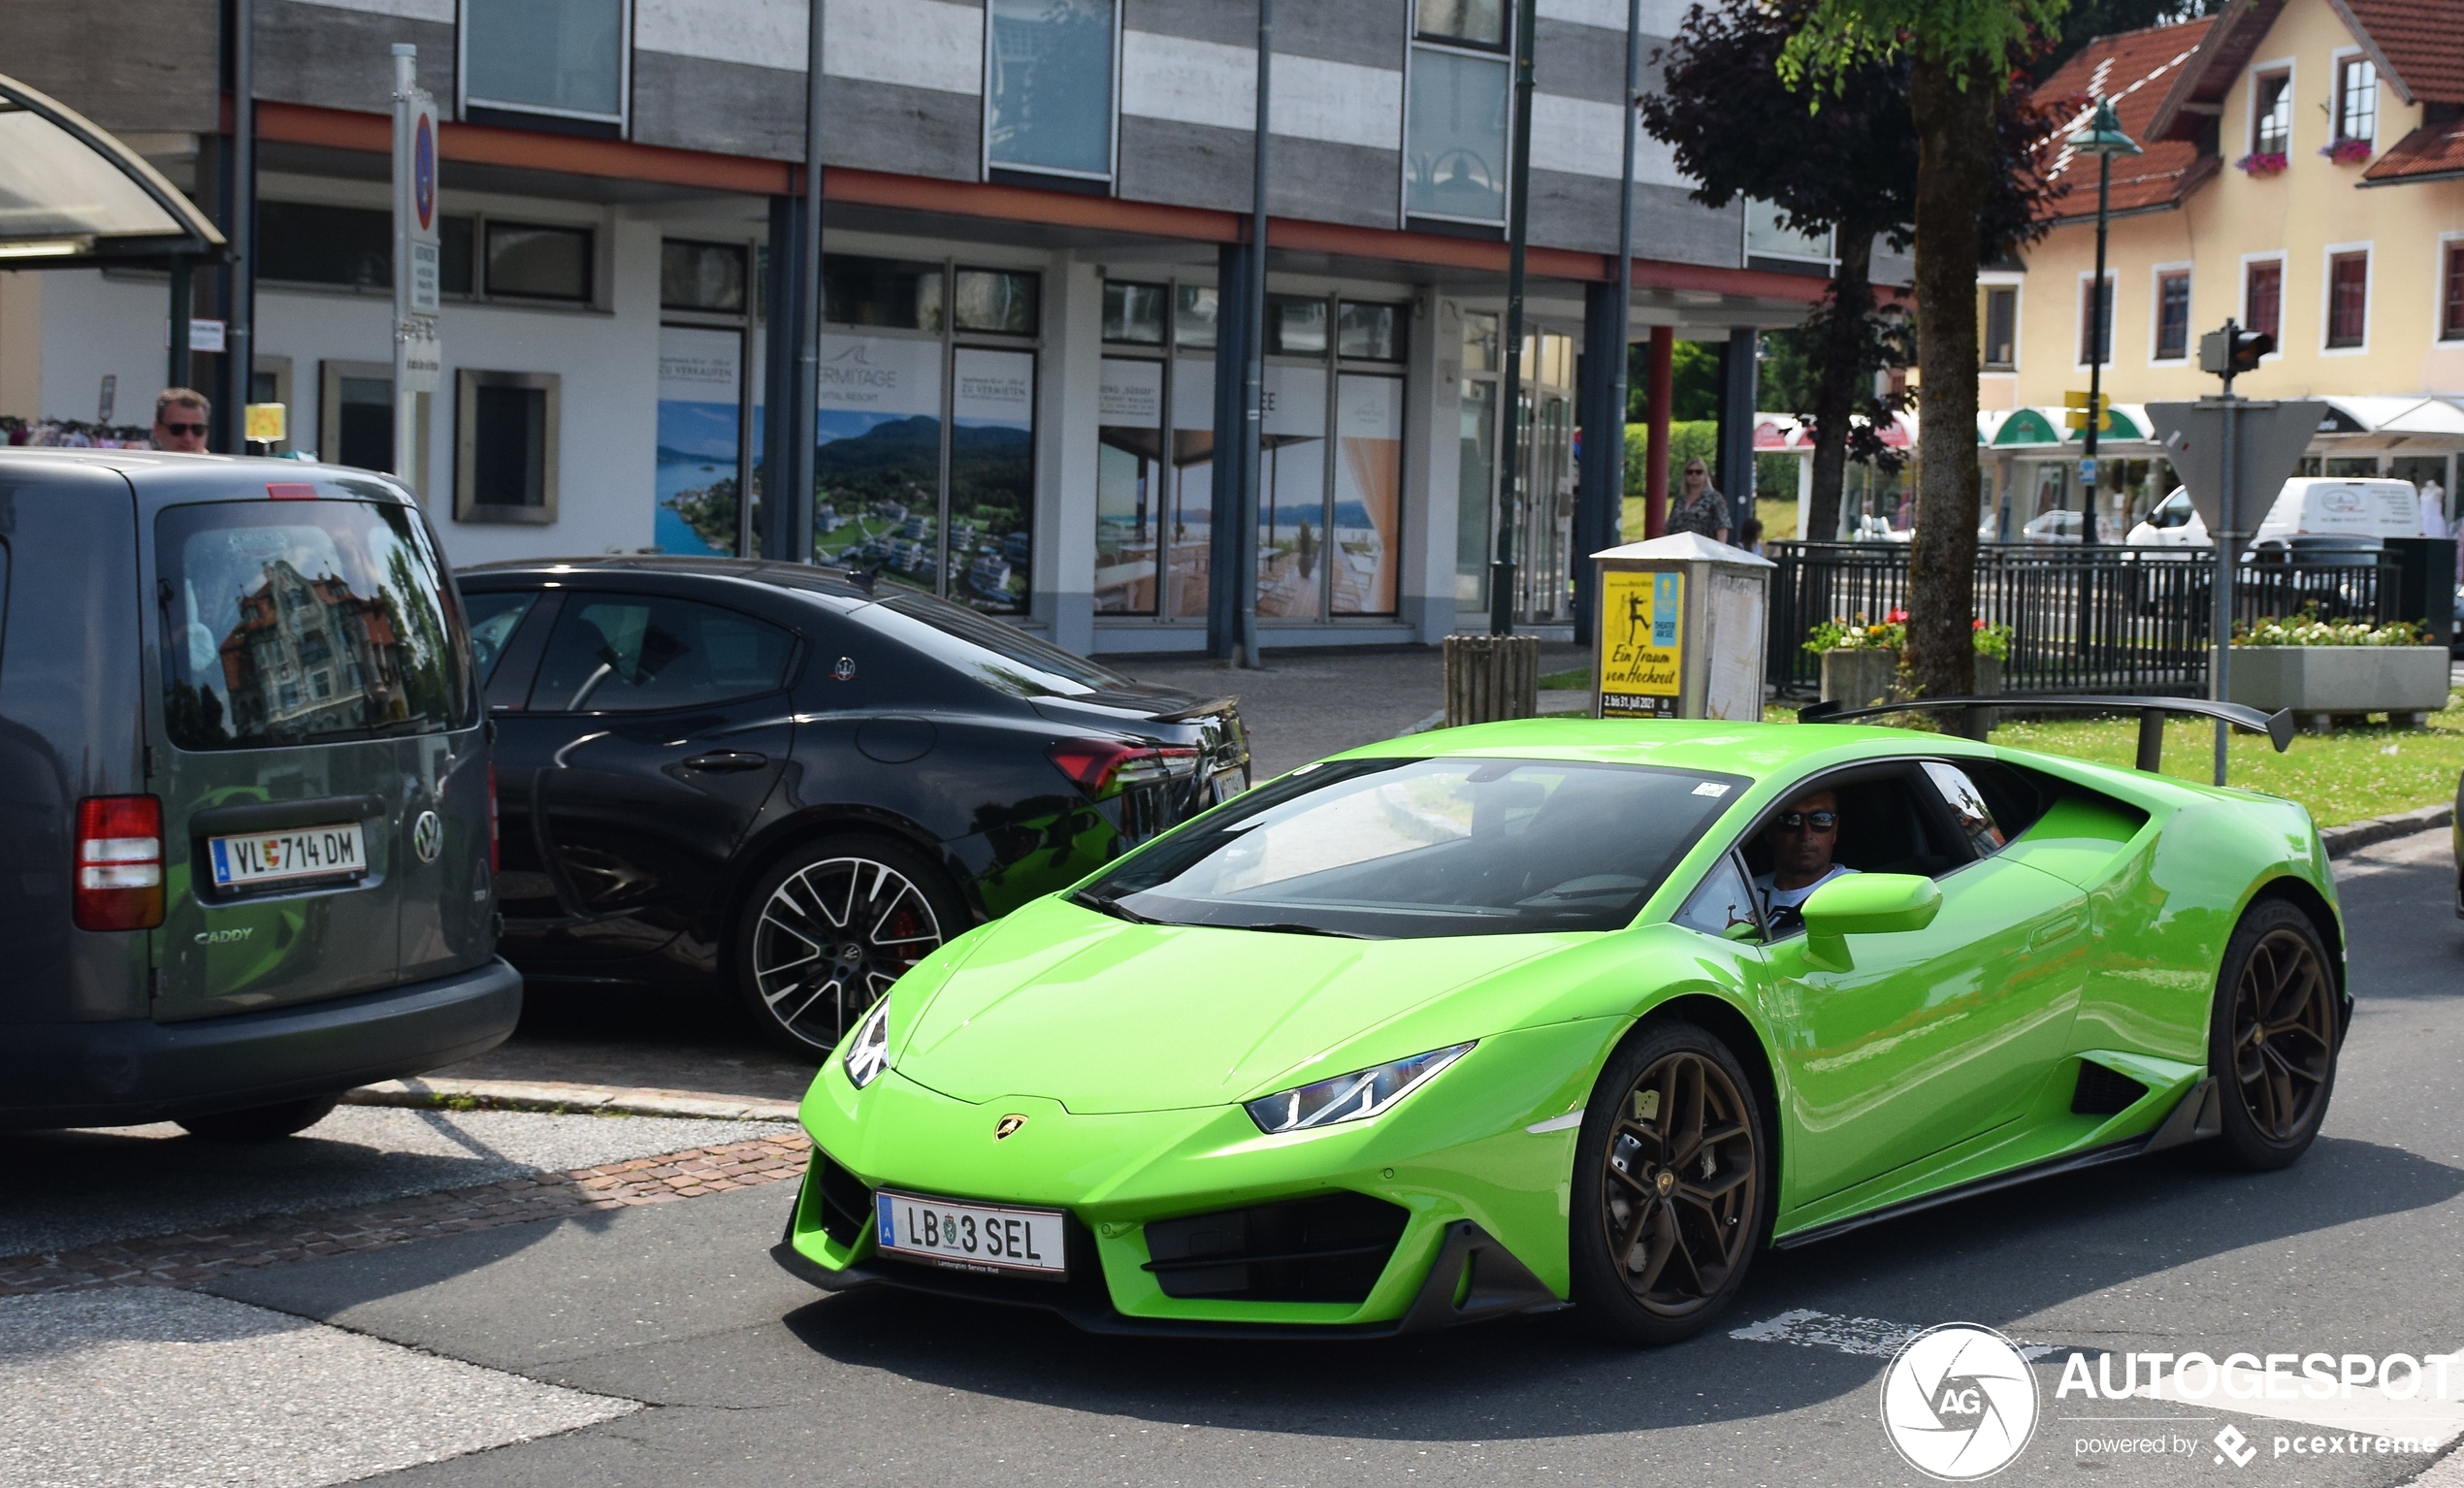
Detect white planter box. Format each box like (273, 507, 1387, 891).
(2225, 645, 2450, 725)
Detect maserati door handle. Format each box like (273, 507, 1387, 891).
(681, 751, 769, 772)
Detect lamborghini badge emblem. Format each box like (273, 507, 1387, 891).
(994, 1114, 1027, 1140)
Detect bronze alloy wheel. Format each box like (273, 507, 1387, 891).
(2228, 924, 2336, 1143)
(1599, 1048, 1760, 1317)
(750, 855, 946, 1052)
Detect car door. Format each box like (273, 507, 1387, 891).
(1753, 762, 2091, 1206)
(493, 588, 797, 965)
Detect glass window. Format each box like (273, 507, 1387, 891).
(1406, 48, 1510, 222)
(336, 375, 393, 472)
(815, 335, 943, 585)
(1096, 357, 1163, 615)
(1174, 284, 1219, 349)
(1981, 286, 2018, 370)
(1456, 377, 1495, 605)
(462, 0, 626, 121)
(255, 202, 391, 288)
(439, 215, 474, 295)
(1077, 758, 1748, 939)
(1745, 200, 1832, 262)
(948, 346, 1036, 614)
(2445, 244, 2464, 342)
(2245, 259, 2283, 341)
(955, 268, 1040, 335)
(1461, 308, 1499, 372)
(1168, 354, 1216, 618)
(531, 595, 793, 713)
(661, 240, 747, 313)
(2337, 57, 2377, 145)
(2078, 274, 2112, 364)
(2253, 73, 2291, 156)
(985, 0, 1117, 178)
(1415, 0, 1506, 48)
(1257, 363, 1327, 619)
(158, 497, 474, 750)
(1271, 296, 1328, 356)
(1674, 854, 1761, 939)
(1338, 302, 1406, 362)
(2156, 271, 2190, 360)
(1921, 761, 2006, 856)
(485, 222, 592, 302)
(824, 255, 945, 331)
(2328, 251, 2368, 348)
(470, 381, 549, 510)
(461, 591, 537, 687)
(1332, 374, 1402, 615)
(863, 590, 1138, 697)
(1103, 280, 1167, 343)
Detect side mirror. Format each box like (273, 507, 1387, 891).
(1799, 873, 1941, 970)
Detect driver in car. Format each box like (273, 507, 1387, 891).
(1755, 790, 1857, 928)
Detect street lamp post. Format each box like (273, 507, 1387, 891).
(2067, 98, 2139, 546)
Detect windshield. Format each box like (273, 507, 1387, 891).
(158, 499, 475, 750)
(1077, 757, 1747, 938)
(858, 590, 1138, 698)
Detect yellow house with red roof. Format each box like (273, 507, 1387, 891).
(1985, 0, 2464, 538)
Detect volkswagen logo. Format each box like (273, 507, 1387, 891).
(409, 809, 443, 864)
(1879, 1322, 2039, 1480)
(993, 1115, 1027, 1141)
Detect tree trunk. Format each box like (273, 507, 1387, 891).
(1902, 57, 1995, 703)
(1805, 229, 1875, 546)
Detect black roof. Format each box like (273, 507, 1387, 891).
(457, 553, 878, 600)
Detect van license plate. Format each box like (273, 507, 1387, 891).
(208, 823, 367, 890)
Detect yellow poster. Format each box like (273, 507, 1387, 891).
(1599, 568, 1683, 717)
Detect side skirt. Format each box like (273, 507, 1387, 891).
(1772, 1078, 2219, 1251)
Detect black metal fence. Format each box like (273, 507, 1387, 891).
(1767, 542, 2405, 696)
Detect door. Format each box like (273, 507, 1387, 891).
(1752, 763, 2089, 1206)
(493, 589, 796, 965)
(150, 496, 477, 1019)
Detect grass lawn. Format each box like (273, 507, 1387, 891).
(1767, 695, 2464, 829)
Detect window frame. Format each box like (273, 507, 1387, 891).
(2249, 63, 2294, 158)
(2239, 251, 2286, 351)
(2321, 243, 2371, 354)
(1979, 279, 2021, 372)
(457, 0, 632, 131)
(1402, 14, 1518, 229)
(453, 368, 562, 526)
(2333, 50, 2377, 146)
(483, 219, 596, 305)
(2440, 235, 2464, 343)
(2074, 269, 2116, 370)
(979, 0, 1124, 187)
(2150, 263, 2192, 364)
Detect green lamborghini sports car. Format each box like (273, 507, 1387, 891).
(772, 712, 2346, 1344)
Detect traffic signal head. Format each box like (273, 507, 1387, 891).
(2199, 326, 2275, 377)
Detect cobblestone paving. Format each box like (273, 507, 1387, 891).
(0, 1132, 808, 1298)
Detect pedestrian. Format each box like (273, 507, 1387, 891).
(151, 388, 211, 453)
(1739, 517, 1765, 556)
(1667, 458, 1729, 543)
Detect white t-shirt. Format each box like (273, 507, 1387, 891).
(1755, 864, 1857, 916)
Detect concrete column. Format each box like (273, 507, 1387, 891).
(1037, 255, 1100, 656)
(759, 194, 809, 562)
(1403, 289, 1455, 645)
(1643, 325, 1672, 537)
(1715, 326, 1757, 539)
(1572, 279, 1628, 644)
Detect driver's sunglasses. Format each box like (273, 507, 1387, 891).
(1774, 810, 1838, 833)
(159, 421, 207, 436)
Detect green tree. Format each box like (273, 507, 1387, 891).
(1627, 339, 1726, 424)
(1782, 0, 2067, 703)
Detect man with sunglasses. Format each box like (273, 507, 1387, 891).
(151, 387, 211, 453)
(1754, 789, 1856, 927)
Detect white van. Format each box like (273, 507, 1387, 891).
(2127, 478, 2422, 547)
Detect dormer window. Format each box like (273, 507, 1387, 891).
(2336, 57, 2377, 145)
(2253, 72, 2291, 156)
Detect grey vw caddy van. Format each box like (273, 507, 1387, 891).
(0, 450, 519, 1137)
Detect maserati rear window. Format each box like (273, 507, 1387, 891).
(1076, 757, 1747, 938)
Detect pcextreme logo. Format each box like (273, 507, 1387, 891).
(1880, 1322, 2041, 1480)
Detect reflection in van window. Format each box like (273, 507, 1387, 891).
(158, 500, 474, 750)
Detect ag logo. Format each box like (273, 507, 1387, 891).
(410, 810, 443, 864)
(993, 1115, 1027, 1140)
(1879, 1322, 2039, 1480)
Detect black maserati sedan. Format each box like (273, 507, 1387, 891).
(456, 558, 1248, 1054)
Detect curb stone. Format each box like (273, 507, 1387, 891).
(2319, 802, 2453, 859)
(345, 1077, 800, 1123)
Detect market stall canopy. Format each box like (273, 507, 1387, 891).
(1983, 404, 2152, 447)
(0, 71, 224, 268)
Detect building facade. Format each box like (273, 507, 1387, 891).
(1985, 0, 2464, 539)
(0, 0, 1833, 653)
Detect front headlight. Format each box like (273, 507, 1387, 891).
(843, 999, 892, 1090)
(1243, 1043, 1474, 1135)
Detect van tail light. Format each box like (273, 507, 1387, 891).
(74, 795, 164, 931)
(1047, 740, 1201, 800)
(487, 762, 501, 873)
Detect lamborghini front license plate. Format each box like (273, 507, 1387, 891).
(874, 1189, 1066, 1278)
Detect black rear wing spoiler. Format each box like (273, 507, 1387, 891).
(1798, 695, 2295, 774)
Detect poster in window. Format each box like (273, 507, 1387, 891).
(1333, 374, 1402, 615)
(1167, 357, 1216, 619)
(656, 326, 742, 557)
(1256, 363, 1327, 619)
(814, 334, 944, 592)
(950, 347, 1036, 615)
(1096, 358, 1163, 615)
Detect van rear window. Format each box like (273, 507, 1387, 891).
(158, 500, 475, 750)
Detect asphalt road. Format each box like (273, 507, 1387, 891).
(14, 829, 2463, 1488)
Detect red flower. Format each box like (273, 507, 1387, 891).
(1972, 618, 1985, 629)
(1885, 608, 1908, 624)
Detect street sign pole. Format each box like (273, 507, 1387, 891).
(390, 46, 439, 492)
(2213, 394, 2236, 784)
